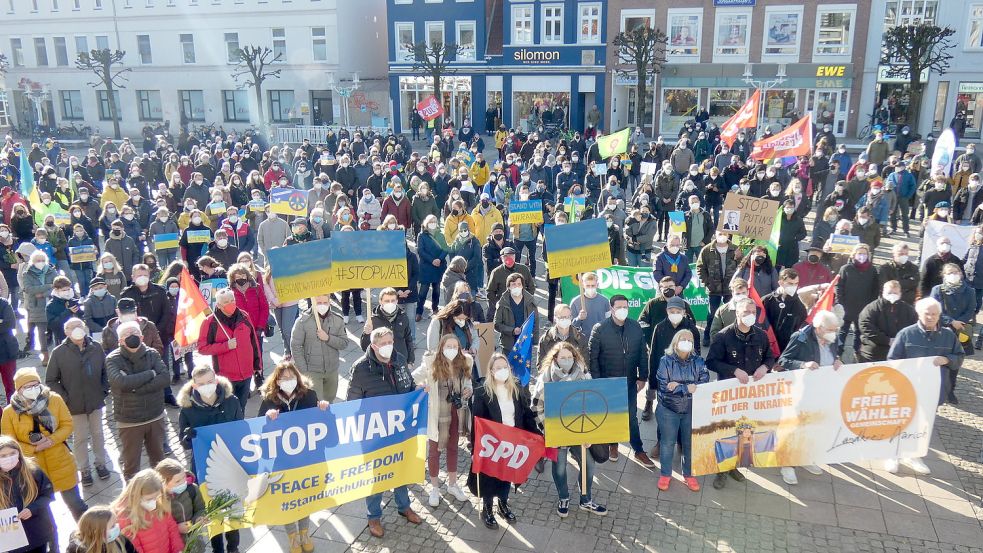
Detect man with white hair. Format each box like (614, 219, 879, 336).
(105, 320, 170, 480)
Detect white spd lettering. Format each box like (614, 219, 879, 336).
(478, 434, 530, 468)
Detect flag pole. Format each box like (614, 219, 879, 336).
(365, 287, 372, 315)
(581, 444, 588, 494)
(312, 297, 323, 333)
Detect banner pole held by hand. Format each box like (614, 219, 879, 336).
(312, 297, 323, 332)
(581, 444, 588, 492)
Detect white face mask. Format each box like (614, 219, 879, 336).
(454, 318, 467, 328)
(677, 340, 693, 353)
(135, 276, 150, 287)
(217, 239, 229, 248)
(556, 317, 572, 330)
(197, 383, 217, 397)
(857, 217, 870, 225)
(883, 292, 900, 303)
(493, 368, 510, 383)
(667, 246, 680, 255)
(316, 304, 330, 316)
(22, 386, 41, 400)
(141, 499, 158, 511)
(944, 274, 961, 285)
(442, 347, 459, 361)
(896, 254, 909, 264)
(583, 286, 598, 298)
(427, 222, 438, 231)
(377, 344, 394, 358)
(667, 313, 684, 325)
(381, 302, 398, 315)
(740, 314, 757, 327)
(510, 286, 523, 298)
(783, 285, 798, 296)
(938, 243, 951, 253)
(938, 209, 950, 217)
(278, 379, 297, 394)
(0, 455, 18, 472)
(191, 216, 202, 225)
(822, 331, 838, 343)
(715, 235, 728, 244)
(32, 262, 45, 270)
(614, 307, 629, 321)
(70, 327, 87, 341)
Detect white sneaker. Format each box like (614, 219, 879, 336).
(883, 458, 900, 473)
(780, 467, 798, 485)
(428, 487, 440, 507)
(802, 464, 823, 475)
(356, 315, 366, 323)
(343, 315, 349, 324)
(900, 457, 931, 475)
(446, 485, 467, 502)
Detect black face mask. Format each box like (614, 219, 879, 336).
(662, 288, 675, 298)
(493, 234, 504, 241)
(808, 254, 820, 263)
(754, 255, 766, 265)
(235, 279, 248, 287)
(124, 335, 141, 349)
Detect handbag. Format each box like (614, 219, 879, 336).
(588, 443, 610, 464)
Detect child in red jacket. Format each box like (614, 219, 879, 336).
(113, 469, 184, 553)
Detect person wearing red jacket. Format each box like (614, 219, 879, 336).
(381, 181, 413, 229)
(197, 288, 261, 413)
(0, 186, 28, 226)
(113, 469, 184, 553)
(262, 161, 288, 191)
(228, 262, 270, 345)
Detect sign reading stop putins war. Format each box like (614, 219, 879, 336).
(689, 358, 940, 476)
(717, 194, 781, 242)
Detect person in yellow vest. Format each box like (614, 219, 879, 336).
(468, 153, 491, 189)
(444, 199, 476, 245)
(470, 193, 504, 243)
(100, 175, 129, 210)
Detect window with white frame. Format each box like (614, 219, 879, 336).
(53, 37, 69, 66)
(95, 35, 109, 50)
(312, 27, 327, 61)
(543, 5, 563, 44)
(74, 36, 87, 56)
(137, 34, 152, 64)
(30, 0, 38, 11)
(762, 6, 802, 57)
(34, 38, 48, 66)
(0, 91, 9, 128)
(52, 0, 59, 10)
(395, 22, 414, 60)
(512, 5, 533, 45)
(180, 90, 205, 122)
(225, 32, 239, 63)
(97, 90, 121, 121)
(179, 33, 195, 63)
(272, 27, 286, 59)
(967, 4, 983, 49)
(713, 9, 751, 58)
(94, 0, 102, 8)
(137, 90, 162, 121)
(579, 3, 601, 44)
(60, 90, 83, 120)
(9, 39, 22, 66)
(885, 1, 938, 30)
(456, 21, 476, 60)
(223, 90, 250, 122)
(268, 89, 294, 122)
(667, 9, 701, 59)
(73, 0, 80, 8)
(426, 21, 444, 48)
(621, 9, 653, 32)
(814, 6, 855, 56)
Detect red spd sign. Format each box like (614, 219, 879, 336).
(472, 417, 545, 484)
(416, 95, 444, 121)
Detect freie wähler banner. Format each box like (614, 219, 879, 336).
(690, 358, 940, 476)
(560, 264, 709, 322)
(192, 390, 427, 528)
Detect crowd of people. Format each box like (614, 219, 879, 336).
(0, 113, 975, 553)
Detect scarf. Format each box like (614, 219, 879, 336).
(532, 361, 587, 408)
(10, 388, 56, 434)
(967, 245, 980, 282)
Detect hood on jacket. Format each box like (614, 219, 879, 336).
(177, 375, 234, 408)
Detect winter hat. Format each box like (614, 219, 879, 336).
(13, 367, 40, 391)
(666, 296, 687, 311)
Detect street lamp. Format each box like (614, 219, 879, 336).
(742, 64, 787, 134)
(326, 72, 361, 127)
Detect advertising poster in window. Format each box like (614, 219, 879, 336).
(669, 14, 701, 56)
(764, 12, 800, 55)
(715, 13, 750, 56)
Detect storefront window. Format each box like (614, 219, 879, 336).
(661, 88, 699, 133)
(933, 81, 949, 133)
(512, 92, 570, 132)
(957, 84, 983, 139)
(762, 90, 797, 130)
(627, 87, 653, 129)
(876, 84, 912, 126)
(807, 89, 850, 137)
(399, 75, 472, 129)
(708, 89, 748, 127)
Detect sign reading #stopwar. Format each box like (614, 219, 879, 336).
(689, 358, 940, 476)
(192, 390, 428, 528)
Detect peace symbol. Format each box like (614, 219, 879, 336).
(558, 390, 608, 434)
(287, 192, 307, 211)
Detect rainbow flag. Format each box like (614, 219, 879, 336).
(267, 239, 334, 304)
(331, 230, 408, 290)
(543, 218, 611, 278)
(270, 187, 309, 216)
(508, 199, 543, 225)
(544, 378, 629, 447)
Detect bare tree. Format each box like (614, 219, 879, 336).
(879, 24, 955, 131)
(613, 26, 668, 129)
(231, 46, 283, 130)
(409, 41, 463, 105)
(76, 49, 130, 139)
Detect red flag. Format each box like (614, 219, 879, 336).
(472, 417, 545, 485)
(751, 113, 813, 161)
(719, 89, 760, 148)
(805, 275, 840, 325)
(747, 257, 781, 358)
(174, 268, 212, 347)
(416, 95, 444, 122)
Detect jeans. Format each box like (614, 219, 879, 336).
(401, 302, 417, 341)
(975, 288, 983, 315)
(628, 380, 644, 453)
(341, 289, 363, 317)
(417, 281, 440, 315)
(275, 304, 299, 355)
(837, 314, 861, 353)
(686, 247, 701, 261)
(231, 378, 251, 413)
(61, 484, 88, 521)
(365, 485, 411, 520)
(547, 277, 559, 322)
(8, 284, 18, 314)
(551, 445, 594, 502)
(73, 267, 94, 296)
(655, 403, 693, 477)
(412, 127, 421, 141)
(71, 410, 107, 472)
(56, 260, 75, 285)
(892, 196, 912, 233)
(705, 294, 730, 339)
(626, 251, 648, 267)
(515, 240, 537, 276)
(156, 249, 178, 268)
(210, 529, 240, 553)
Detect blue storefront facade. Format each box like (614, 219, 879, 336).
(388, 0, 606, 136)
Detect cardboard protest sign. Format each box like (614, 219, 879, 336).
(475, 322, 498, 379)
(717, 195, 781, 241)
(508, 200, 544, 225)
(0, 507, 28, 551)
(68, 244, 97, 263)
(829, 234, 860, 254)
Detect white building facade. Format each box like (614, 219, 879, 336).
(0, 0, 389, 138)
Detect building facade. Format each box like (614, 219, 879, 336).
(387, 0, 607, 135)
(605, 0, 872, 139)
(0, 0, 389, 138)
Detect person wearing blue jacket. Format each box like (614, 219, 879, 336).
(831, 145, 852, 180)
(654, 328, 709, 492)
(855, 182, 891, 226)
(887, 163, 917, 236)
(416, 214, 447, 322)
(652, 235, 693, 293)
(66, 224, 97, 296)
(930, 262, 977, 358)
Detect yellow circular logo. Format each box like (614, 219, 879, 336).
(840, 366, 917, 440)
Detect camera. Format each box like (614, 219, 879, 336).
(446, 390, 463, 409)
(28, 431, 43, 444)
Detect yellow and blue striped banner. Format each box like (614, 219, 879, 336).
(543, 218, 612, 278)
(270, 187, 309, 216)
(192, 390, 428, 530)
(331, 231, 408, 289)
(544, 378, 629, 447)
(154, 232, 179, 250)
(508, 200, 543, 225)
(267, 239, 334, 304)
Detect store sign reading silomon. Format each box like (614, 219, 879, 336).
(513, 48, 562, 64)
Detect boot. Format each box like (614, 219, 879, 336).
(640, 400, 653, 421)
(481, 502, 498, 529)
(299, 531, 315, 553)
(286, 531, 302, 553)
(497, 499, 516, 523)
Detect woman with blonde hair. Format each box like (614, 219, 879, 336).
(0, 436, 55, 553)
(97, 252, 127, 299)
(67, 505, 138, 553)
(413, 334, 473, 507)
(112, 469, 183, 553)
(258, 360, 328, 553)
(467, 353, 540, 529)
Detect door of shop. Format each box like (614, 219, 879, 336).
(808, 90, 849, 137)
(310, 91, 333, 126)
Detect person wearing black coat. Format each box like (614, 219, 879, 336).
(396, 247, 420, 335)
(644, 296, 701, 420)
(0, 438, 56, 553)
(919, 240, 964, 298)
(482, 225, 512, 276)
(858, 281, 919, 362)
(835, 245, 880, 353)
(0, 298, 18, 402)
(359, 289, 415, 367)
(467, 357, 540, 529)
(877, 244, 920, 305)
(762, 269, 807, 352)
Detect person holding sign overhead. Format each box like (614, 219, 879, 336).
(66, 224, 96, 297)
(178, 210, 211, 281)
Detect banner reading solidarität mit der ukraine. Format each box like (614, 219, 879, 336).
(192, 390, 428, 528)
(690, 358, 940, 476)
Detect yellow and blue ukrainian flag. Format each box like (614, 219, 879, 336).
(330, 230, 408, 289)
(542, 218, 611, 278)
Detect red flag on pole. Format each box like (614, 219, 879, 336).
(174, 268, 212, 347)
(472, 417, 545, 485)
(751, 113, 814, 161)
(416, 95, 444, 122)
(805, 275, 840, 325)
(719, 89, 761, 148)
(747, 257, 781, 358)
